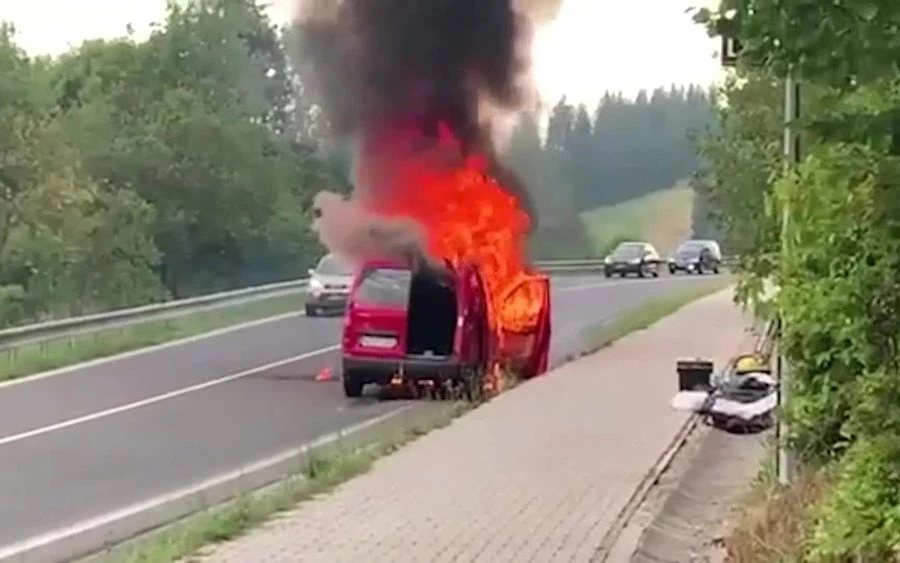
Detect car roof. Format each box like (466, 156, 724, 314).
(615, 241, 655, 249)
(357, 257, 411, 270)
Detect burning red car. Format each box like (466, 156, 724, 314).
(297, 1, 557, 399)
(341, 256, 550, 398)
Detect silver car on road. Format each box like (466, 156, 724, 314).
(305, 253, 355, 316)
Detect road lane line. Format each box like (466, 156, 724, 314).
(556, 275, 700, 293)
(0, 404, 417, 563)
(0, 345, 341, 447)
(0, 276, 692, 445)
(0, 274, 612, 391)
(0, 311, 310, 390)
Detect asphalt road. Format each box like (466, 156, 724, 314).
(0, 273, 714, 550)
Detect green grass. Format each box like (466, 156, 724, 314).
(580, 276, 732, 354)
(99, 285, 734, 563)
(580, 182, 695, 257)
(0, 293, 305, 382)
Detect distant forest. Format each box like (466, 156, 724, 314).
(503, 85, 716, 258)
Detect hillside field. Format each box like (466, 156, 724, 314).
(579, 182, 694, 257)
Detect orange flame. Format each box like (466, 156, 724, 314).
(357, 122, 546, 335)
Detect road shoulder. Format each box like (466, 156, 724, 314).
(182, 288, 753, 562)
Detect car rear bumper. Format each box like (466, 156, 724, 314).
(605, 263, 643, 274)
(305, 293, 349, 309)
(342, 354, 462, 384)
(670, 260, 715, 271)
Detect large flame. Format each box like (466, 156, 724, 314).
(354, 121, 546, 334)
(297, 0, 555, 338)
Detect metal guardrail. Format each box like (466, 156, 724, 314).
(0, 259, 599, 352)
(0, 278, 311, 353)
(0, 256, 737, 353)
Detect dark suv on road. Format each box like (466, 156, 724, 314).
(668, 240, 721, 275)
(603, 242, 662, 278)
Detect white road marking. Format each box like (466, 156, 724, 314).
(556, 275, 697, 293)
(0, 275, 700, 446)
(0, 311, 309, 390)
(0, 345, 340, 447)
(0, 275, 616, 390)
(0, 404, 416, 561)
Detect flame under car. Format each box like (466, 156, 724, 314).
(340, 258, 551, 399)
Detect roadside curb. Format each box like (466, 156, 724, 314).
(0, 404, 427, 563)
(599, 319, 774, 562)
(592, 411, 701, 562)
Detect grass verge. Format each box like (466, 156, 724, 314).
(724, 453, 830, 562)
(580, 276, 732, 354)
(89, 282, 734, 563)
(0, 293, 305, 382)
(579, 181, 694, 256)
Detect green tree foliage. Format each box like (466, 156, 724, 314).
(697, 0, 900, 557)
(546, 87, 714, 211)
(691, 71, 785, 299)
(0, 3, 710, 327)
(0, 2, 347, 326)
(506, 88, 715, 259)
(503, 112, 592, 260)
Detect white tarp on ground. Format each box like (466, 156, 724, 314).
(671, 372, 777, 421)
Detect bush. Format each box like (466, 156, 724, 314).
(0, 285, 26, 328)
(808, 436, 900, 561)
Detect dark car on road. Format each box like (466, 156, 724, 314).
(603, 242, 662, 278)
(305, 253, 355, 316)
(667, 240, 722, 275)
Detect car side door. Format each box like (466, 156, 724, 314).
(456, 263, 487, 367)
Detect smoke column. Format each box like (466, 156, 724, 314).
(298, 0, 564, 263)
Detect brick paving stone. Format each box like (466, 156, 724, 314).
(194, 289, 752, 563)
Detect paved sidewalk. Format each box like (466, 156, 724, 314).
(195, 289, 752, 563)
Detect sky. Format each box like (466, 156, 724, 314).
(1, 0, 722, 108)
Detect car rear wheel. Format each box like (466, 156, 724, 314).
(668, 265, 676, 275)
(342, 372, 364, 398)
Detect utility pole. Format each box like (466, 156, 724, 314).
(721, 30, 799, 485)
(777, 68, 800, 485)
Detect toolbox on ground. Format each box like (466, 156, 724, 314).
(676, 358, 714, 392)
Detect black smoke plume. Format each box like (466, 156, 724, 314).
(295, 0, 557, 225)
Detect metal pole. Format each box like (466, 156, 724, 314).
(777, 68, 800, 485)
